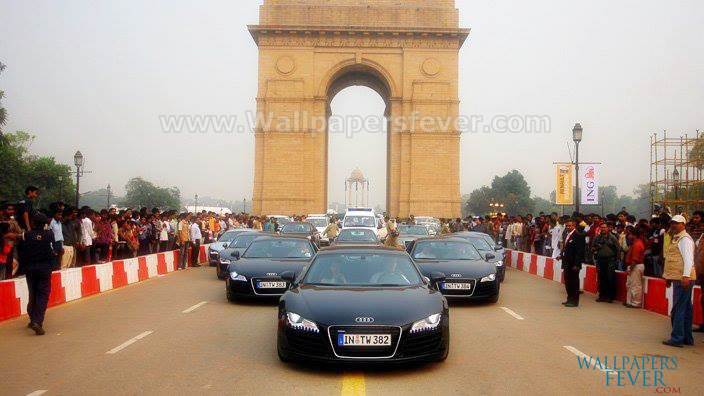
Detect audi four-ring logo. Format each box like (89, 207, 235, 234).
(450, 274, 462, 278)
(355, 317, 375, 323)
(266, 273, 278, 276)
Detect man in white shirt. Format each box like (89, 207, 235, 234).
(80, 210, 94, 265)
(189, 220, 202, 267)
(49, 210, 64, 270)
(662, 215, 696, 347)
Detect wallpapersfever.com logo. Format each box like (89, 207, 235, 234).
(576, 354, 680, 392)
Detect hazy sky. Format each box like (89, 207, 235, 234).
(1, 0, 703, 208)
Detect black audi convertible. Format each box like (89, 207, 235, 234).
(406, 237, 500, 303)
(277, 246, 449, 363)
(225, 236, 317, 301)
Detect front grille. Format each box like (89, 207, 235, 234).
(327, 326, 402, 358)
(285, 328, 330, 357)
(399, 329, 443, 357)
(250, 277, 288, 295)
(439, 279, 476, 296)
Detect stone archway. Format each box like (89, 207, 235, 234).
(249, 0, 469, 218)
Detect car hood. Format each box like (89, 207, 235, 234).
(413, 259, 496, 278)
(228, 257, 310, 277)
(285, 284, 445, 326)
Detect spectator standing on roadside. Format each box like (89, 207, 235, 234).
(0, 223, 18, 280)
(694, 231, 704, 333)
(158, 214, 169, 252)
(189, 217, 202, 267)
(560, 219, 585, 307)
(79, 209, 94, 265)
(18, 213, 56, 335)
(662, 215, 696, 348)
(16, 186, 40, 231)
(592, 222, 619, 303)
(624, 227, 646, 308)
(49, 210, 64, 270)
(176, 214, 190, 269)
(0, 202, 22, 278)
(60, 207, 79, 268)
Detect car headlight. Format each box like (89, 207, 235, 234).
(410, 313, 442, 334)
(495, 260, 504, 267)
(286, 312, 319, 333)
(229, 270, 246, 282)
(481, 273, 496, 282)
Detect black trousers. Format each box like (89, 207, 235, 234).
(26, 267, 53, 326)
(190, 240, 201, 266)
(564, 265, 581, 305)
(596, 258, 616, 301)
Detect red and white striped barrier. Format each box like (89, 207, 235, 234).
(0, 244, 209, 323)
(505, 249, 703, 323)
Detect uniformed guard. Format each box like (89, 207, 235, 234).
(18, 212, 56, 335)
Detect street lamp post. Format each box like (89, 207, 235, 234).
(572, 123, 583, 214)
(73, 151, 84, 208)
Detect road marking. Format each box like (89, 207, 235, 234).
(500, 307, 524, 320)
(563, 346, 616, 375)
(26, 391, 47, 396)
(182, 301, 208, 314)
(106, 331, 154, 355)
(341, 372, 365, 396)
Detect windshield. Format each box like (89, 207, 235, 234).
(337, 229, 378, 242)
(243, 239, 314, 259)
(343, 216, 376, 228)
(398, 225, 429, 236)
(218, 231, 239, 243)
(307, 218, 327, 228)
(232, 234, 259, 248)
(304, 253, 422, 287)
(411, 241, 483, 260)
(281, 223, 312, 234)
(482, 235, 499, 249)
(468, 237, 493, 252)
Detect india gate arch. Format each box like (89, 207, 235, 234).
(249, 0, 469, 218)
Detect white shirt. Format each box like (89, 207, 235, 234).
(49, 218, 64, 242)
(189, 222, 202, 243)
(159, 220, 169, 241)
(678, 234, 695, 278)
(81, 217, 94, 246)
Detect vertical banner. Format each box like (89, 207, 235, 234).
(555, 164, 574, 205)
(580, 164, 599, 205)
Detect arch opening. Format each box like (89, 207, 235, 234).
(325, 66, 391, 214)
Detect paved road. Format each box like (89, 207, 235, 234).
(1, 266, 702, 395)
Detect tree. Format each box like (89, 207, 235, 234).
(0, 131, 75, 208)
(689, 137, 704, 170)
(464, 170, 534, 216)
(121, 177, 181, 210)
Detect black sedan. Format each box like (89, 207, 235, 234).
(215, 231, 263, 279)
(407, 237, 500, 303)
(225, 236, 317, 301)
(451, 232, 505, 282)
(280, 222, 321, 247)
(277, 246, 449, 363)
(331, 227, 380, 247)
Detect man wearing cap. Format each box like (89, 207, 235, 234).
(662, 215, 696, 347)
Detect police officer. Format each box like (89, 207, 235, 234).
(18, 212, 56, 335)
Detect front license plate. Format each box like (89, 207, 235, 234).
(442, 282, 471, 290)
(337, 333, 391, 347)
(257, 281, 287, 289)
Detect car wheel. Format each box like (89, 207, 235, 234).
(226, 284, 237, 303)
(277, 347, 291, 363)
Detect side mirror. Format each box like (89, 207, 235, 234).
(230, 250, 241, 260)
(377, 224, 383, 230)
(222, 242, 229, 249)
(422, 276, 431, 284)
(494, 245, 502, 251)
(485, 253, 496, 261)
(497, 241, 504, 247)
(280, 271, 296, 283)
(430, 271, 446, 284)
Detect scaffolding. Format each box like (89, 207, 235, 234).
(650, 130, 704, 215)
